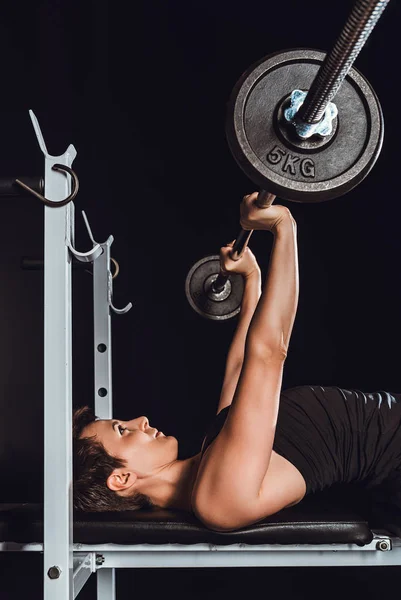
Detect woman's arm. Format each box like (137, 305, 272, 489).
(193, 196, 299, 530)
(216, 248, 262, 414)
(245, 212, 298, 355)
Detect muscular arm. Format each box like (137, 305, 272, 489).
(193, 211, 299, 530)
(246, 214, 298, 354)
(217, 269, 261, 414)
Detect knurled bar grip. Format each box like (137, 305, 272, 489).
(0, 176, 44, 197)
(212, 190, 275, 293)
(299, 0, 390, 124)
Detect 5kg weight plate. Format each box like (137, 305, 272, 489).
(226, 49, 384, 202)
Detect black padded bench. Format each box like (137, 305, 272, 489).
(0, 497, 374, 546)
(0, 488, 393, 546)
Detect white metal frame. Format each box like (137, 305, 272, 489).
(2, 534, 401, 570)
(0, 112, 400, 600)
(39, 110, 76, 600)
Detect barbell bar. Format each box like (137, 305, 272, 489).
(186, 0, 389, 320)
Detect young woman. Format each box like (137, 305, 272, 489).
(73, 193, 401, 534)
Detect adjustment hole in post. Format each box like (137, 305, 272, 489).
(97, 344, 107, 353)
(98, 388, 108, 397)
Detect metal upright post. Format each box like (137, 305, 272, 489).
(30, 110, 76, 600)
(81, 212, 132, 419)
(81, 213, 132, 600)
(93, 235, 114, 419)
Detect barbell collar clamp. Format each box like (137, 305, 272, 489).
(284, 90, 338, 139)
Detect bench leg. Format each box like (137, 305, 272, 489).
(97, 568, 116, 600)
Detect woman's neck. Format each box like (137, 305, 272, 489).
(139, 453, 203, 512)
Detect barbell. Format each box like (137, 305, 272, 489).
(185, 0, 389, 321)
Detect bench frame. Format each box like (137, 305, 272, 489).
(1, 113, 400, 600)
(1, 535, 400, 600)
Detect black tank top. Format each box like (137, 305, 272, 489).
(201, 386, 401, 495)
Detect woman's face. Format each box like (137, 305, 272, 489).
(82, 416, 179, 477)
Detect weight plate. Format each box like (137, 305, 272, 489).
(185, 255, 244, 321)
(226, 49, 384, 202)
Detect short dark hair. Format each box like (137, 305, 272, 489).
(73, 406, 154, 512)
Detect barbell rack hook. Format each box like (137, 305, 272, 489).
(14, 163, 79, 207)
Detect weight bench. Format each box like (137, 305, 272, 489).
(1, 492, 400, 599)
(1, 109, 400, 600)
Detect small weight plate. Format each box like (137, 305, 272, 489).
(185, 255, 244, 321)
(226, 49, 384, 202)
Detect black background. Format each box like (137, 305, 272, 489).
(0, 0, 400, 598)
